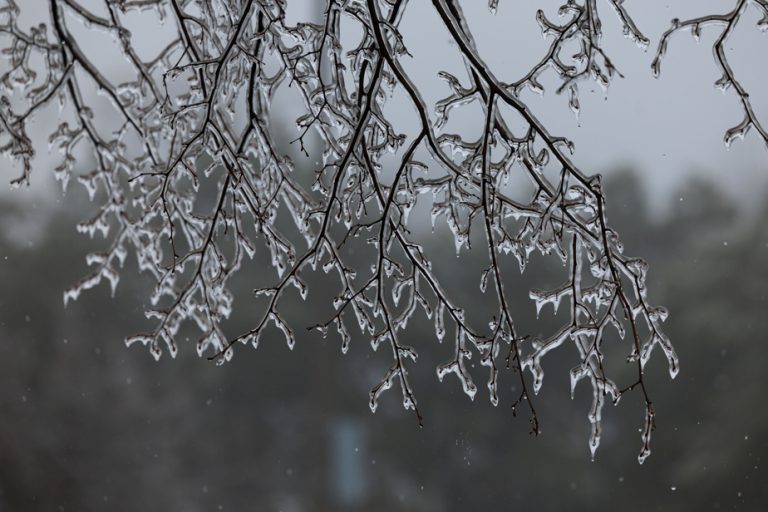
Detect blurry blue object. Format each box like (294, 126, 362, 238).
(329, 417, 367, 506)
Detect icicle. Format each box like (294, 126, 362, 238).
(435, 302, 446, 342)
(568, 84, 580, 122)
(638, 406, 655, 464)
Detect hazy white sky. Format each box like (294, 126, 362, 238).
(4, 0, 767, 215)
(392, 0, 768, 211)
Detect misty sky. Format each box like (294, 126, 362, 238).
(390, 0, 768, 211)
(4, 0, 767, 215)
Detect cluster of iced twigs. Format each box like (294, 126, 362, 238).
(652, 0, 768, 148)
(1, 0, 688, 462)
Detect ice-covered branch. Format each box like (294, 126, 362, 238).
(652, 0, 768, 148)
(0, 0, 685, 462)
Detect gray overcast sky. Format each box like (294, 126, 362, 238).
(392, 0, 768, 211)
(4, 0, 767, 214)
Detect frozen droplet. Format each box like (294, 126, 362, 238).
(568, 84, 580, 121)
(724, 116, 751, 149)
(435, 302, 446, 342)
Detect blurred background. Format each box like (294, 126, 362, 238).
(1, 1, 767, 511)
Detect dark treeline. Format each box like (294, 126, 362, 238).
(1, 169, 766, 511)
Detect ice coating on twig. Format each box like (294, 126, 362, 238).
(0, 0, 685, 460)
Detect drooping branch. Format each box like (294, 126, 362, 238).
(0, 0, 687, 462)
